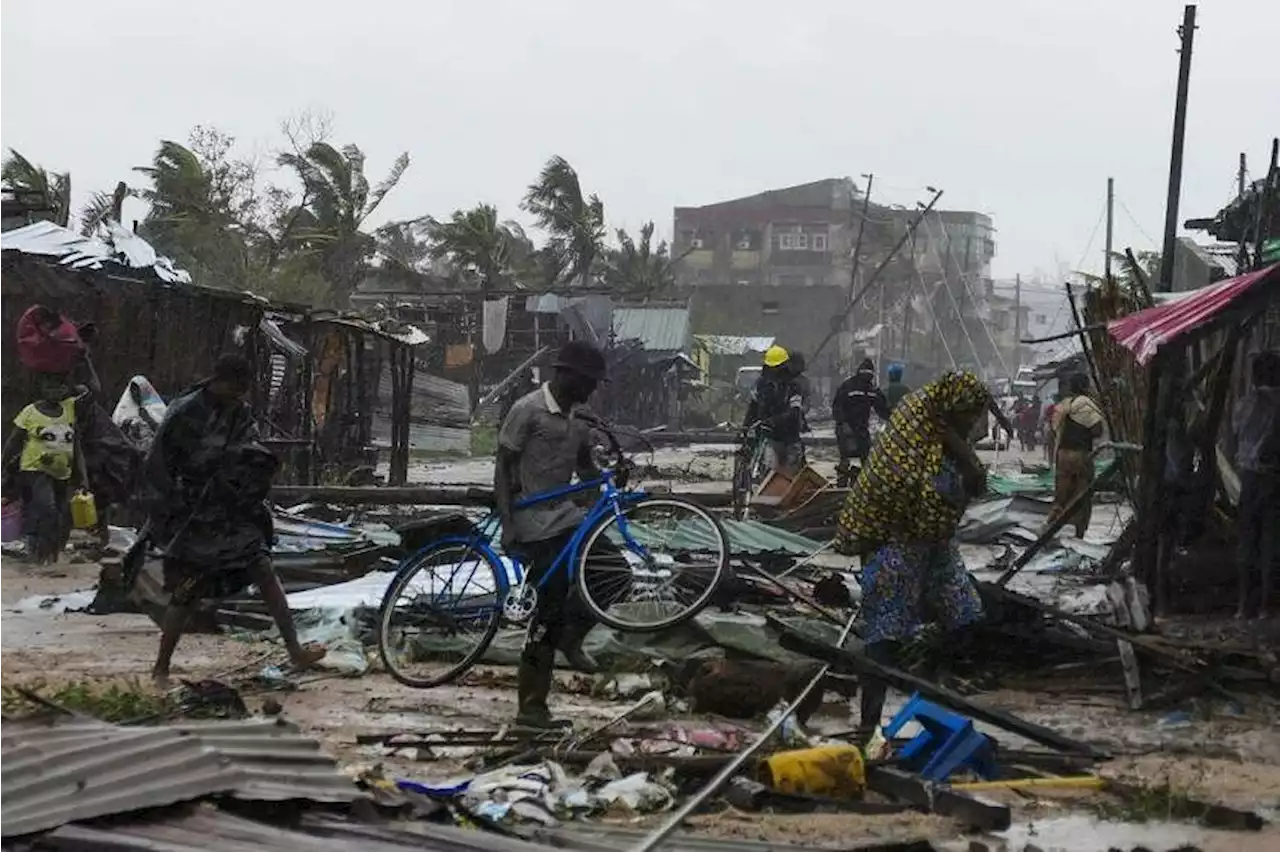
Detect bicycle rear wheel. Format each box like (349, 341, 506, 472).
(575, 496, 729, 632)
(377, 541, 504, 688)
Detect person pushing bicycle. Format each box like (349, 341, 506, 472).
(495, 340, 609, 729)
(743, 345, 807, 476)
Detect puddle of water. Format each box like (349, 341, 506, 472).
(998, 814, 1210, 851)
(10, 588, 97, 614)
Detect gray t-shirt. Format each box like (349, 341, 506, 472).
(498, 384, 593, 543)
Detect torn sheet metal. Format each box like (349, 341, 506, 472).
(1, 716, 367, 837)
(259, 317, 308, 359)
(958, 496, 1051, 544)
(1, 220, 192, 283)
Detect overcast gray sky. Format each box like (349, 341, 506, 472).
(3, 0, 1276, 279)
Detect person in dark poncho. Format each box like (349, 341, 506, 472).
(144, 354, 324, 685)
(833, 358, 889, 487)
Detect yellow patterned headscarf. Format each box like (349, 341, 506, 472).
(836, 370, 989, 552)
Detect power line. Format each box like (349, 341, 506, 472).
(922, 215, 1012, 375)
(1075, 201, 1107, 273)
(1115, 197, 1159, 249)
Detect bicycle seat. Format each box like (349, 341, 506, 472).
(465, 487, 496, 508)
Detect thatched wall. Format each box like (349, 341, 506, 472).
(1, 252, 265, 428)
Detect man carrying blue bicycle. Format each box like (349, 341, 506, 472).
(495, 341, 610, 729)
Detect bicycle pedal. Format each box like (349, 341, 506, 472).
(503, 584, 538, 623)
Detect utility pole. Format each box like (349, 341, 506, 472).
(1157, 4, 1197, 293)
(1104, 177, 1115, 286)
(1238, 152, 1247, 199)
(1013, 273, 1022, 373)
(844, 174, 874, 372)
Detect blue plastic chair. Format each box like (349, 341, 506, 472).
(883, 693, 997, 783)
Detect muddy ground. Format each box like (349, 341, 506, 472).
(3, 445, 1278, 851)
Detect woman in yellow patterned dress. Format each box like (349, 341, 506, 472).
(837, 370, 1009, 743)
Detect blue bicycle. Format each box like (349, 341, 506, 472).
(376, 421, 730, 689)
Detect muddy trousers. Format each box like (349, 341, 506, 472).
(835, 423, 870, 488)
(515, 532, 622, 723)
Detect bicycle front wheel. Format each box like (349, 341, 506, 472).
(731, 450, 753, 520)
(576, 497, 729, 633)
(377, 541, 504, 688)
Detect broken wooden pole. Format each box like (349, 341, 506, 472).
(996, 462, 1122, 586)
(768, 615, 1110, 759)
(271, 484, 735, 508)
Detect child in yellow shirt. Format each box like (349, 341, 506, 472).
(2, 379, 80, 563)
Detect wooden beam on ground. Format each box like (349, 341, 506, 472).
(271, 484, 735, 508)
(769, 616, 1109, 759)
(865, 766, 1011, 832)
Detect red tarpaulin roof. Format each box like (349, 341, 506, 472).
(1107, 263, 1279, 364)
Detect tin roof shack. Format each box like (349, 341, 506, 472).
(0, 222, 269, 435)
(302, 315, 429, 485)
(1089, 262, 1280, 616)
(597, 305, 698, 430)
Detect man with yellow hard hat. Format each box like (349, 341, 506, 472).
(745, 345, 807, 475)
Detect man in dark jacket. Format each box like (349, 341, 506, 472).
(745, 346, 806, 476)
(832, 358, 889, 486)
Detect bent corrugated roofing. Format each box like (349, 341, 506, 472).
(1, 716, 367, 838)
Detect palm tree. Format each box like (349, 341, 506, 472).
(375, 218, 432, 273)
(521, 156, 605, 287)
(604, 221, 689, 297)
(279, 142, 410, 308)
(78, 182, 130, 237)
(134, 140, 253, 288)
(425, 204, 523, 291)
(2, 149, 72, 227)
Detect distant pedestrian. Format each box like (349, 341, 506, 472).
(832, 358, 889, 487)
(1233, 351, 1279, 619)
(884, 362, 912, 412)
(1018, 395, 1041, 452)
(1047, 374, 1104, 538)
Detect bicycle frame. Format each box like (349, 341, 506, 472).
(421, 468, 650, 601)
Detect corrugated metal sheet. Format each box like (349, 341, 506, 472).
(624, 517, 823, 556)
(1, 720, 241, 837)
(1, 717, 367, 838)
(0, 220, 191, 283)
(721, 519, 824, 555)
(1108, 263, 1279, 364)
(370, 418, 472, 453)
(611, 307, 690, 353)
(32, 807, 861, 852)
(692, 334, 775, 356)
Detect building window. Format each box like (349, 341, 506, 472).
(811, 233, 828, 252)
(762, 301, 780, 315)
(734, 230, 759, 250)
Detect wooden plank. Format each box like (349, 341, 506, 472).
(271, 484, 735, 508)
(866, 766, 1011, 832)
(769, 616, 1109, 759)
